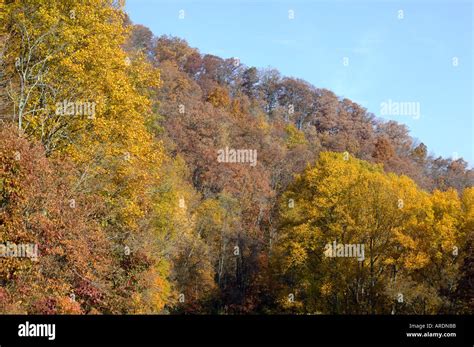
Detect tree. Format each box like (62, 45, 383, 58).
(241, 67, 258, 98)
(373, 136, 395, 163)
(2, 0, 171, 314)
(154, 35, 196, 69)
(207, 86, 230, 109)
(0, 125, 111, 314)
(272, 152, 466, 314)
(277, 77, 316, 130)
(452, 187, 474, 313)
(124, 24, 154, 57)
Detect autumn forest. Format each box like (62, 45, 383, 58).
(0, 0, 472, 315)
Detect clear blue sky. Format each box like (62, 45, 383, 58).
(126, 0, 473, 165)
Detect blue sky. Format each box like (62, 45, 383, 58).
(126, 0, 473, 165)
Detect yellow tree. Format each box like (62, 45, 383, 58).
(2, 0, 170, 313)
(150, 155, 216, 313)
(273, 152, 465, 314)
(453, 187, 474, 312)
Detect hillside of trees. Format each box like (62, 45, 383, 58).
(0, 0, 472, 315)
